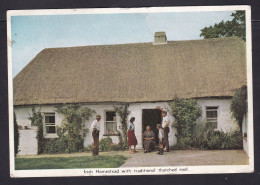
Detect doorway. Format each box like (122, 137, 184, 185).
(142, 109, 162, 145)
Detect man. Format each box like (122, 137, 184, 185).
(90, 115, 101, 156)
(157, 106, 170, 152)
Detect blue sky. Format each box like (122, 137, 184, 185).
(11, 11, 234, 77)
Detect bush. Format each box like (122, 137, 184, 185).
(84, 144, 93, 152)
(169, 98, 202, 147)
(111, 143, 124, 151)
(113, 104, 130, 149)
(28, 106, 44, 154)
(230, 86, 247, 131)
(84, 138, 124, 152)
(14, 112, 20, 156)
(29, 104, 95, 154)
(99, 137, 113, 152)
(174, 120, 243, 150)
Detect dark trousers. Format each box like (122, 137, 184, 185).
(163, 127, 170, 151)
(92, 130, 99, 155)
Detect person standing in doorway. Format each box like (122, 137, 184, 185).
(90, 115, 101, 156)
(127, 117, 138, 154)
(157, 106, 170, 152)
(156, 124, 164, 155)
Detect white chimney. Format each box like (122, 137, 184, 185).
(153, 31, 167, 45)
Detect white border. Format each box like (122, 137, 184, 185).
(7, 5, 253, 178)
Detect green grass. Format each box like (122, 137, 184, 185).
(15, 155, 128, 170)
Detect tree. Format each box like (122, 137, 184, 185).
(200, 11, 245, 41)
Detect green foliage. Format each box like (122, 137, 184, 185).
(15, 155, 128, 169)
(84, 137, 122, 152)
(28, 106, 44, 154)
(99, 137, 113, 152)
(42, 138, 69, 154)
(230, 86, 247, 131)
(169, 98, 202, 146)
(200, 11, 246, 41)
(194, 121, 242, 149)
(84, 144, 93, 152)
(174, 121, 243, 150)
(14, 112, 20, 156)
(170, 98, 243, 150)
(113, 104, 131, 150)
(49, 103, 95, 153)
(28, 104, 95, 154)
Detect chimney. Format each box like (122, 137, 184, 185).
(153, 31, 167, 45)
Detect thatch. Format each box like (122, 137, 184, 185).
(13, 37, 247, 106)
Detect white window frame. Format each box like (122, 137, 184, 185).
(205, 106, 219, 130)
(104, 110, 118, 136)
(43, 112, 58, 138)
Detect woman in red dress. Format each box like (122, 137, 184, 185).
(127, 117, 138, 154)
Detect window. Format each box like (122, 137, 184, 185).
(206, 107, 218, 129)
(44, 113, 56, 136)
(105, 111, 117, 135)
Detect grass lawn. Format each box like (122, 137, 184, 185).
(15, 155, 128, 170)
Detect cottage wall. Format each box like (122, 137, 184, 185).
(242, 113, 249, 156)
(14, 98, 238, 155)
(197, 99, 239, 132)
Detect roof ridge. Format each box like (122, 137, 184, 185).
(43, 36, 244, 50)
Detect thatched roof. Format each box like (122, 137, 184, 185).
(13, 37, 246, 106)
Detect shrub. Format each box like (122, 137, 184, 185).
(111, 143, 123, 151)
(99, 137, 113, 152)
(175, 120, 243, 150)
(28, 106, 44, 154)
(230, 85, 247, 131)
(14, 112, 20, 156)
(169, 98, 202, 147)
(85, 138, 123, 152)
(114, 104, 130, 150)
(28, 104, 95, 154)
(53, 104, 95, 153)
(84, 144, 93, 152)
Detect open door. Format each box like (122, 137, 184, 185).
(142, 109, 162, 145)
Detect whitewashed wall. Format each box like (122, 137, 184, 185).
(14, 98, 238, 155)
(197, 99, 239, 132)
(127, 102, 176, 149)
(242, 113, 249, 156)
(18, 130, 38, 155)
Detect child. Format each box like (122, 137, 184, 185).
(156, 124, 164, 155)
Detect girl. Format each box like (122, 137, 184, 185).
(128, 117, 138, 154)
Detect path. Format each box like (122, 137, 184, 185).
(120, 150, 249, 167)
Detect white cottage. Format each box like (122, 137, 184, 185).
(13, 32, 247, 155)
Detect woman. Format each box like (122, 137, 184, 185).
(128, 117, 138, 154)
(143, 125, 155, 153)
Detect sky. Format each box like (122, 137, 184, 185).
(11, 11, 234, 77)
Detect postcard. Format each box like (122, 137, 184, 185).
(7, 5, 253, 177)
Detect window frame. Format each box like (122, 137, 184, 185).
(43, 112, 58, 138)
(104, 110, 118, 136)
(205, 106, 219, 130)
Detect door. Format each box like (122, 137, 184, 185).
(142, 109, 162, 145)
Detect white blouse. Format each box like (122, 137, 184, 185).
(128, 122, 135, 130)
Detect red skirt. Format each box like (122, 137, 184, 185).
(128, 130, 138, 146)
